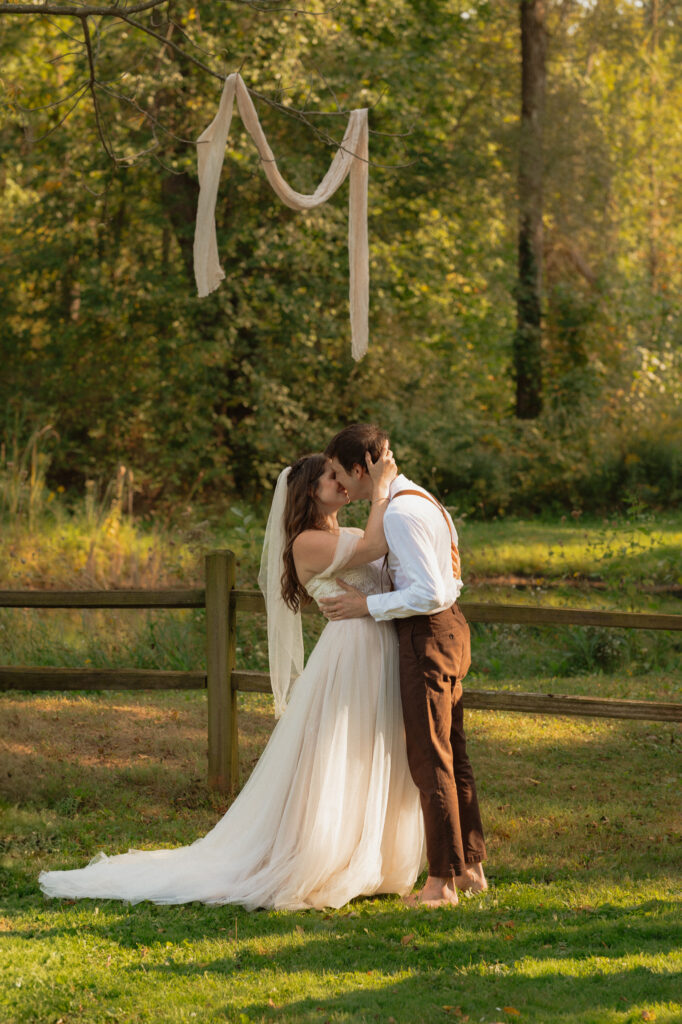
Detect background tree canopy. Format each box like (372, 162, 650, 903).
(1, 0, 681, 516)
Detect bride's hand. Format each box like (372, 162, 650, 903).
(365, 441, 397, 497)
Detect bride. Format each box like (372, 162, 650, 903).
(39, 447, 425, 910)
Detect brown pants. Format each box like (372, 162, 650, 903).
(396, 604, 486, 878)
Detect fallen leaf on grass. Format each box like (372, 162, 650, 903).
(401, 933, 415, 945)
(504, 1008, 521, 1016)
(641, 1012, 656, 1021)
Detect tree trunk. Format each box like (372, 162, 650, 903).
(513, 0, 546, 419)
(160, 171, 199, 282)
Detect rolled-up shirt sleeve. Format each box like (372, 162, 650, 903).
(366, 512, 448, 621)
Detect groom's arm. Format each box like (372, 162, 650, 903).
(365, 512, 447, 621)
(319, 512, 448, 622)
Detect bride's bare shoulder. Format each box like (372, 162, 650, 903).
(293, 530, 339, 579)
(293, 529, 338, 560)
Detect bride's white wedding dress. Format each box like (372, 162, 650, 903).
(39, 530, 425, 910)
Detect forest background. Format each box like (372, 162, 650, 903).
(1, 0, 681, 520)
(2, 10, 680, 1022)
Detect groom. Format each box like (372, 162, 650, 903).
(320, 423, 487, 907)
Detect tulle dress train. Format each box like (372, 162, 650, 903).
(39, 530, 425, 910)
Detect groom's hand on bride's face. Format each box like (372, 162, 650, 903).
(319, 580, 369, 620)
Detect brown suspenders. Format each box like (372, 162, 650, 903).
(392, 489, 461, 580)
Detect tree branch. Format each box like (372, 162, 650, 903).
(1, 0, 413, 165)
(80, 14, 116, 159)
(0, 1, 169, 15)
(98, 81, 198, 145)
(113, 10, 225, 81)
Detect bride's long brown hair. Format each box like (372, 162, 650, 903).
(281, 453, 330, 613)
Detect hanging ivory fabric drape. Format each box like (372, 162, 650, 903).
(193, 73, 370, 361)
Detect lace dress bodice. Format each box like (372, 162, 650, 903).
(304, 529, 385, 608)
(306, 563, 383, 605)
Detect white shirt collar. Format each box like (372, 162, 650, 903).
(388, 473, 412, 499)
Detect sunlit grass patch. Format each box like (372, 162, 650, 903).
(0, 496, 266, 593)
(3, 500, 682, 595)
(1, 686, 680, 1024)
(460, 512, 682, 588)
(1, 883, 680, 1023)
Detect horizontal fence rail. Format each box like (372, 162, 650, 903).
(0, 667, 206, 691)
(3, 588, 682, 631)
(233, 590, 682, 631)
(2, 558, 681, 793)
(0, 589, 205, 609)
(231, 671, 682, 723)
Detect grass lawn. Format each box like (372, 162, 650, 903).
(1, 689, 680, 1024)
(459, 511, 682, 589)
(1, 510, 680, 1022)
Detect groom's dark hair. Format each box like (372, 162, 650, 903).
(325, 423, 390, 472)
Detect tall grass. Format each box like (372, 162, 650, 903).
(0, 423, 59, 530)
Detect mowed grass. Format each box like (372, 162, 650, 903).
(1, 508, 681, 1022)
(1, 689, 680, 1024)
(459, 511, 682, 588)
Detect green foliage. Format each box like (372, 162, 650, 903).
(1, 2, 681, 513)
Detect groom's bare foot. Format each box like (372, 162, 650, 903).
(415, 876, 459, 908)
(455, 863, 488, 894)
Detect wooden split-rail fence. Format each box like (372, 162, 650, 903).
(1, 550, 681, 795)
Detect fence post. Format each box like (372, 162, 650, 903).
(205, 550, 238, 795)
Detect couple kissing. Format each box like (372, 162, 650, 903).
(40, 423, 487, 911)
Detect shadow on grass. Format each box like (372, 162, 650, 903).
(0, 695, 678, 900)
(10, 894, 677, 957)
(5, 895, 680, 1022)
(234, 965, 681, 1024)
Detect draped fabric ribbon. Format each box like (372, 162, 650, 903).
(193, 73, 370, 361)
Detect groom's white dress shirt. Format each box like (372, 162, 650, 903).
(366, 474, 463, 621)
